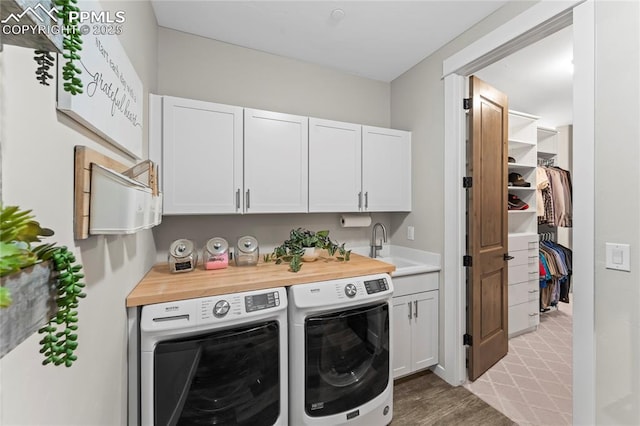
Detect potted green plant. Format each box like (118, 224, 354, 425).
(264, 228, 351, 272)
(0, 205, 86, 366)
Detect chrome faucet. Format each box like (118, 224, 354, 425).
(370, 222, 387, 258)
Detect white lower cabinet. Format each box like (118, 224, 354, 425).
(391, 272, 439, 379)
(508, 233, 539, 337)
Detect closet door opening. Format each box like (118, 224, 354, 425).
(464, 24, 575, 426)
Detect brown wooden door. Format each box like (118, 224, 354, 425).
(466, 75, 509, 381)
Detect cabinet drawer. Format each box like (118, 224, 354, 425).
(508, 263, 538, 285)
(509, 280, 539, 306)
(508, 300, 539, 336)
(393, 272, 438, 297)
(509, 234, 538, 251)
(509, 248, 538, 267)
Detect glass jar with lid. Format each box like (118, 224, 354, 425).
(203, 237, 229, 270)
(235, 235, 259, 266)
(168, 239, 197, 273)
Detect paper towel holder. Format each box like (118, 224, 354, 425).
(340, 213, 372, 228)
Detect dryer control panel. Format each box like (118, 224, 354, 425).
(245, 291, 280, 312)
(364, 277, 389, 294)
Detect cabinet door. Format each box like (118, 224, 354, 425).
(244, 109, 308, 213)
(362, 126, 411, 211)
(392, 295, 413, 379)
(162, 97, 243, 214)
(308, 118, 362, 212)
(412, 290, 439, 371)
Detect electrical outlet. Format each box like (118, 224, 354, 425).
(407, 226, 415, 241)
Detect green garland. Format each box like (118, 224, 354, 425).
(56, 0, 83, 95)
(38, 247, 86, 367)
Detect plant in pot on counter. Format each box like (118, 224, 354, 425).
(0, 205, 86, 367)
(264, 228, 351, 272)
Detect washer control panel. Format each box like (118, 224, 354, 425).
(213, 300, 230, 318)
(364, 277, 389, 295)
(245, 291, 280, 312)
(344, 283, 358, 298)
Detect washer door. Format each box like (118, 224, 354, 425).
(153, 321, 280, 426)
(304, 302, 389, 417)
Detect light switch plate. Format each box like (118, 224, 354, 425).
(605, 243, 630, 272)
(407, 226, 415, 241)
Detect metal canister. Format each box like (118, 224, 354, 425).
(203, 237, 229, 270)
(235, 235, 259, 266)
(168, 239, 197, 273)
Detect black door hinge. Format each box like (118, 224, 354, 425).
(463, 255, 472, 267)
(462, 176, 472, 188)
(463, 333, 473, 346)
(463, 98, 471, 110)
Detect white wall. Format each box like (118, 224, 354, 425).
(0, 1, 158, 424)
(594, 1, 640, 424)
(154, 28, 393, 256)
(158, 28, 390, 126)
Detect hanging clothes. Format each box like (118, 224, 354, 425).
(538, 240, 573, 309)
(537, 166, 573, 227)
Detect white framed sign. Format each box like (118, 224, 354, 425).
(57, 1, 143, 159)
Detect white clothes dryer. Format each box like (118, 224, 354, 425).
(288, 274, 394, 426)
(139, 287, 288, 425)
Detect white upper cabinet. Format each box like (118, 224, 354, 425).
(161, 96, 243, 215)
(362, 126, 412, 212)
(153, 94, 412, 216)
(243, 108, 309, 213)
(308, 118, 362, 212)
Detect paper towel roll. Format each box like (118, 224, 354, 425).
(340, 214, 372, 228)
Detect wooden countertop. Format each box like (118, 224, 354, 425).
(126, 253, 395, 307)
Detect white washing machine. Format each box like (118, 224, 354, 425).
(139, 287, 288, 426)
(288, 274, 394, 426)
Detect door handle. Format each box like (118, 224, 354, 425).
(358, 192, 362, 210)
(364, 191, 369, 209)
(246, 189, 250, 210)
(408, 302, 412, 320)
(236, 189, 240, 210)
(504, 253, 514, 261)
(413, 300, 418, 318)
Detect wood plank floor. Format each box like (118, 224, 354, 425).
(393, 371, 517, 425)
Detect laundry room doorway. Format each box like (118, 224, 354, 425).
(462, 23, 576, 424)
(440, 1, 595, 425)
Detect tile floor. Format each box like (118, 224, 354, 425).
(464, 302, 573, 426)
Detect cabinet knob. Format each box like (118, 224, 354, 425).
(413, 300, 418, 318)
(408, 302, 412, 320)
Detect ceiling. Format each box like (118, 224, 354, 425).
(150, 0, 509, 82)
(151, 1, 573, 127)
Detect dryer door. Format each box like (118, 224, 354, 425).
(153, 321, 280, 426)
(304, 302, 390, 417)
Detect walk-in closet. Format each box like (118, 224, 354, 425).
(464, 24, 575, 426)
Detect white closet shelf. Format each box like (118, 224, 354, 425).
(508, 139, 536, 147)
(507, 186, 536, 191)
(537, 151, 557, 159)
(508, 163, 536, 171)
(508, 210, 536, 214)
